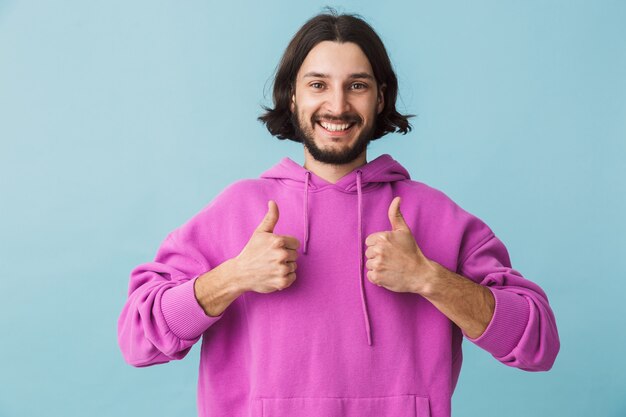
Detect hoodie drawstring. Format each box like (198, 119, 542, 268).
(303, 171, 311, 254)
(301, 169, 372, 346)
(264, 155, 410, 347)
(357, 170, 373, 346)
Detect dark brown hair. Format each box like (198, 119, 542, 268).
(258, 7, 414, 142)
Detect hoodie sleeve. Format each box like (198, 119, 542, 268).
(117, 231, 224, 367)
(458, 229, 560, 372)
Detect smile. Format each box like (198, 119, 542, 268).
(316, 121, 356, 135)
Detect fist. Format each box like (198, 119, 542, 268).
(364, 197, 435, 293)
(234, 200, 301, 293)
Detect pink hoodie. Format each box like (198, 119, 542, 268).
(118, 154, 559, 417)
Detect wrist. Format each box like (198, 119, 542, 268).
(413, 260, 444, 298)
(222, 258, 249, 296)
(194, 259, 247, 317)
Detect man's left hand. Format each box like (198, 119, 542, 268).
(364, 196, 435, 294)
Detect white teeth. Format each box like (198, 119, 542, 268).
(319, 121, 352, 132)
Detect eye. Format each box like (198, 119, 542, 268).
(351, 82, 368, 90)
(310, 82, 324, 89)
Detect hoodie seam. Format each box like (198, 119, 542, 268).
(359, 159, 411, 182)
(271, 178, 385, 194)
(168, 233, 210, 272)
(457, 232, 496, 273)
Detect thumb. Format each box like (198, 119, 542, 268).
(388, 196, 409, 232)
(256, 200, 279, 233)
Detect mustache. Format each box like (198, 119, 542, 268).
(313, 114, 362, 125)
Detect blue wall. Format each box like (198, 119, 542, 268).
(1, 1, 624, 416)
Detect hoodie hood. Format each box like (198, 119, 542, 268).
(260, 153, 410, 346)
(260, 153, 410, 193)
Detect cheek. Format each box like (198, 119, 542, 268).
(297, 107, 313, 125)
(352, 98, 378, 120)
(295, 92, 322, 111)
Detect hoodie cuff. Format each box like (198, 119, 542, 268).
(464, 287, 530, 358)
(161, 276, 224, 340)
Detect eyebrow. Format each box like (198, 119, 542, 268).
(302, 72, 375, 81)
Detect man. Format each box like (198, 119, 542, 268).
(118, 10, 559, 417)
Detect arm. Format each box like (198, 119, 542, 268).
(451, 233, 560, 371)
(417, 234, 559, 371)
(118, 200, 300, 367)
(366, 197, 560, 372)
(419, 263, 495, 339)
(117, 233, 225, 367)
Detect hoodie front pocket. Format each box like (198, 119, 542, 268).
(259, 394, 431, 417)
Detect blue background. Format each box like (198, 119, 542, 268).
(1, 1, 625, 416)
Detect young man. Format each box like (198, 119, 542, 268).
(118, 10, 559, 417)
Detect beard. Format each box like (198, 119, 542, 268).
(291, 104, 376, 165)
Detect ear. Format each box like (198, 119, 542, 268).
(289, 84, 297, 113)
(377, 83, 386, 115)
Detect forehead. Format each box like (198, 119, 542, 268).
(296, 41, 374, 81)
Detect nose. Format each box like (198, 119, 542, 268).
(324, 87, 350, 116)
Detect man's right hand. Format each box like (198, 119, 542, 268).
(193, 200, 300, 317)
(233, 200, 300, 293)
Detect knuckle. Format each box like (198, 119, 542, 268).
(271, 235, 284, 248)
(279, 276, 293, 288)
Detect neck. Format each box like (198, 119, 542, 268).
(302, 148, 367, 184)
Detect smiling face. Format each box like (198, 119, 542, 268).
(290, 41, 385, 165)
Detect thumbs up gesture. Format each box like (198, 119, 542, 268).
(233, 200, 301, 294)
(364, 197, 435, 294)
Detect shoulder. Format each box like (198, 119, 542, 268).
(395, 179, 469, 215)
(167, 178, 269, 242)
(395, 178, 495, 251)
(186, 178, 268, 222)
